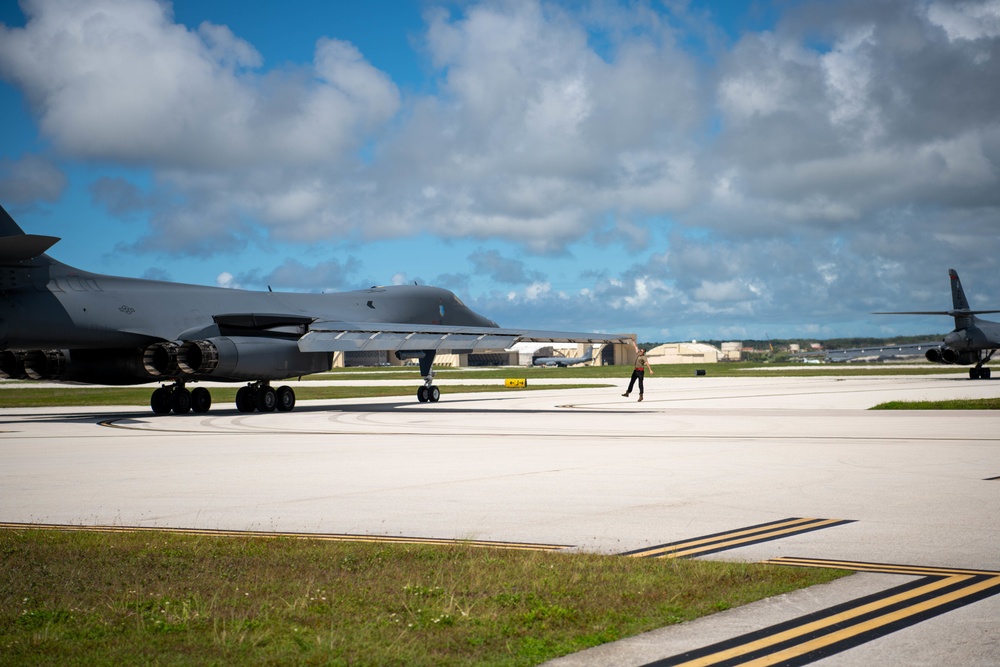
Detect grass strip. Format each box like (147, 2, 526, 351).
(0, 384, 608, 408)
(1, 528, 847, 667)
(870, 397, 1000, 410)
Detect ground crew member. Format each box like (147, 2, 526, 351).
(623, 345, 653, 401)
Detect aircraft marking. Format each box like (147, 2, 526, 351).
(0, 522, 571, 552)
(621, 518, 855, 559)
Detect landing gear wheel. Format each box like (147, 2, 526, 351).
(236, 386, 257, 413)
(984, 368, 992, 379)
(256, 386, 277, 412)
(417, 386, 429, 402)
(151, 387, 172, 414)
(191, 387, 212, 413)
(276, 385, 296, 412)
(171, 387, 192, 414)
(429, 386, 441, 402)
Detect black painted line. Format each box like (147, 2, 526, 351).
(623, 518, 855, 559)
(766, 556, 1000, 577)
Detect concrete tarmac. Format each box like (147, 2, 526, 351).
(2, 373, 999, 665)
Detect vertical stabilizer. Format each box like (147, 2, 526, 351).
(949, 269, 970, 311)
(0, 204, 26, 237)
(948, 269, 973, 330)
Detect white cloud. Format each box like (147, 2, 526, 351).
(0, 0, 399, 168)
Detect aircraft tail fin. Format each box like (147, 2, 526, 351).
(0, 203, 26, 237)
(949, 269, 971, 311)
(0, 203, 61, 264)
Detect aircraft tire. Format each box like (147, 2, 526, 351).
(171, 388, 192, 414)
(236, 386, 256, 413)
(429, 386, 441, 402)
(191, 387, 212, 413)
(984, 368, 992, 379)
(276, 386, 295, 412)
(417, 386, 429, 402)
(151, 387, 172, 415)
(256, 386, 277, 412)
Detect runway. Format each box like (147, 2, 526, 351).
(2, 373, 999, 665)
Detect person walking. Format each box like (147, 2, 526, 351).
(623, 345, 653, 401)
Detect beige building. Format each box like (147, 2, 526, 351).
(645, 342, 724, 365)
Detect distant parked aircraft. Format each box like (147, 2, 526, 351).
(532, 346, 595, 367)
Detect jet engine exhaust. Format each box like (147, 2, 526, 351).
(925, 348, 943, 363)
(177, 340, 220, 375)
(0, 350, 27, 379)
(23, 349, 66, 380)
(143, 342, 179, 377)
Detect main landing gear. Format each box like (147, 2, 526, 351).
(415, 351, 441, 403)
(970, 351, 995, 380)
(149, 381, 296, 415)
(150, 382, 212, 415)
(236, 382, 296, 413)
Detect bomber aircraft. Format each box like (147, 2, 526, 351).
(826, 269, 998, 379)
(0, 205, 630, 414)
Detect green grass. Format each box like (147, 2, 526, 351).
(871, 397, 1000, 410)
(0, 528, 847, 667)
(0, 384, 608, 408)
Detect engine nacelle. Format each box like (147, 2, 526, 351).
(176, 336, 331, 380)
(925, 348, 943, 363)
(942, 349, 978, 365)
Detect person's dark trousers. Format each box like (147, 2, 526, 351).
(626, 369, 644, 394)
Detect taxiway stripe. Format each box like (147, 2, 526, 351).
(624, 518, 853, 559)
(0, 522, 570, 552)
(766, 556, 1000, 577)
(646, 574, 1000, 667)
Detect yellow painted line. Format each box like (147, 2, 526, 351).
(627, 517, 821, 559)
(0, 522, 570, 552)
(735, 575, 1000, 667)
(664, 575, 970, 667)
(639, 518, 846, 559)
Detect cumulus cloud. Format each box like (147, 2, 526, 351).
(0, 0, 399, 169)
(0, 154, 67, 204)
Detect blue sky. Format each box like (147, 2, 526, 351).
(2, 0, 999, 342)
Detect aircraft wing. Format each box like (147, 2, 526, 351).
(299, 321, 631, 353)
(823, 342, 940, 362)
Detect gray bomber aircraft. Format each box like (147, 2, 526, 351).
(826, 269, 999, 379)
(0, 204, 630, 414)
